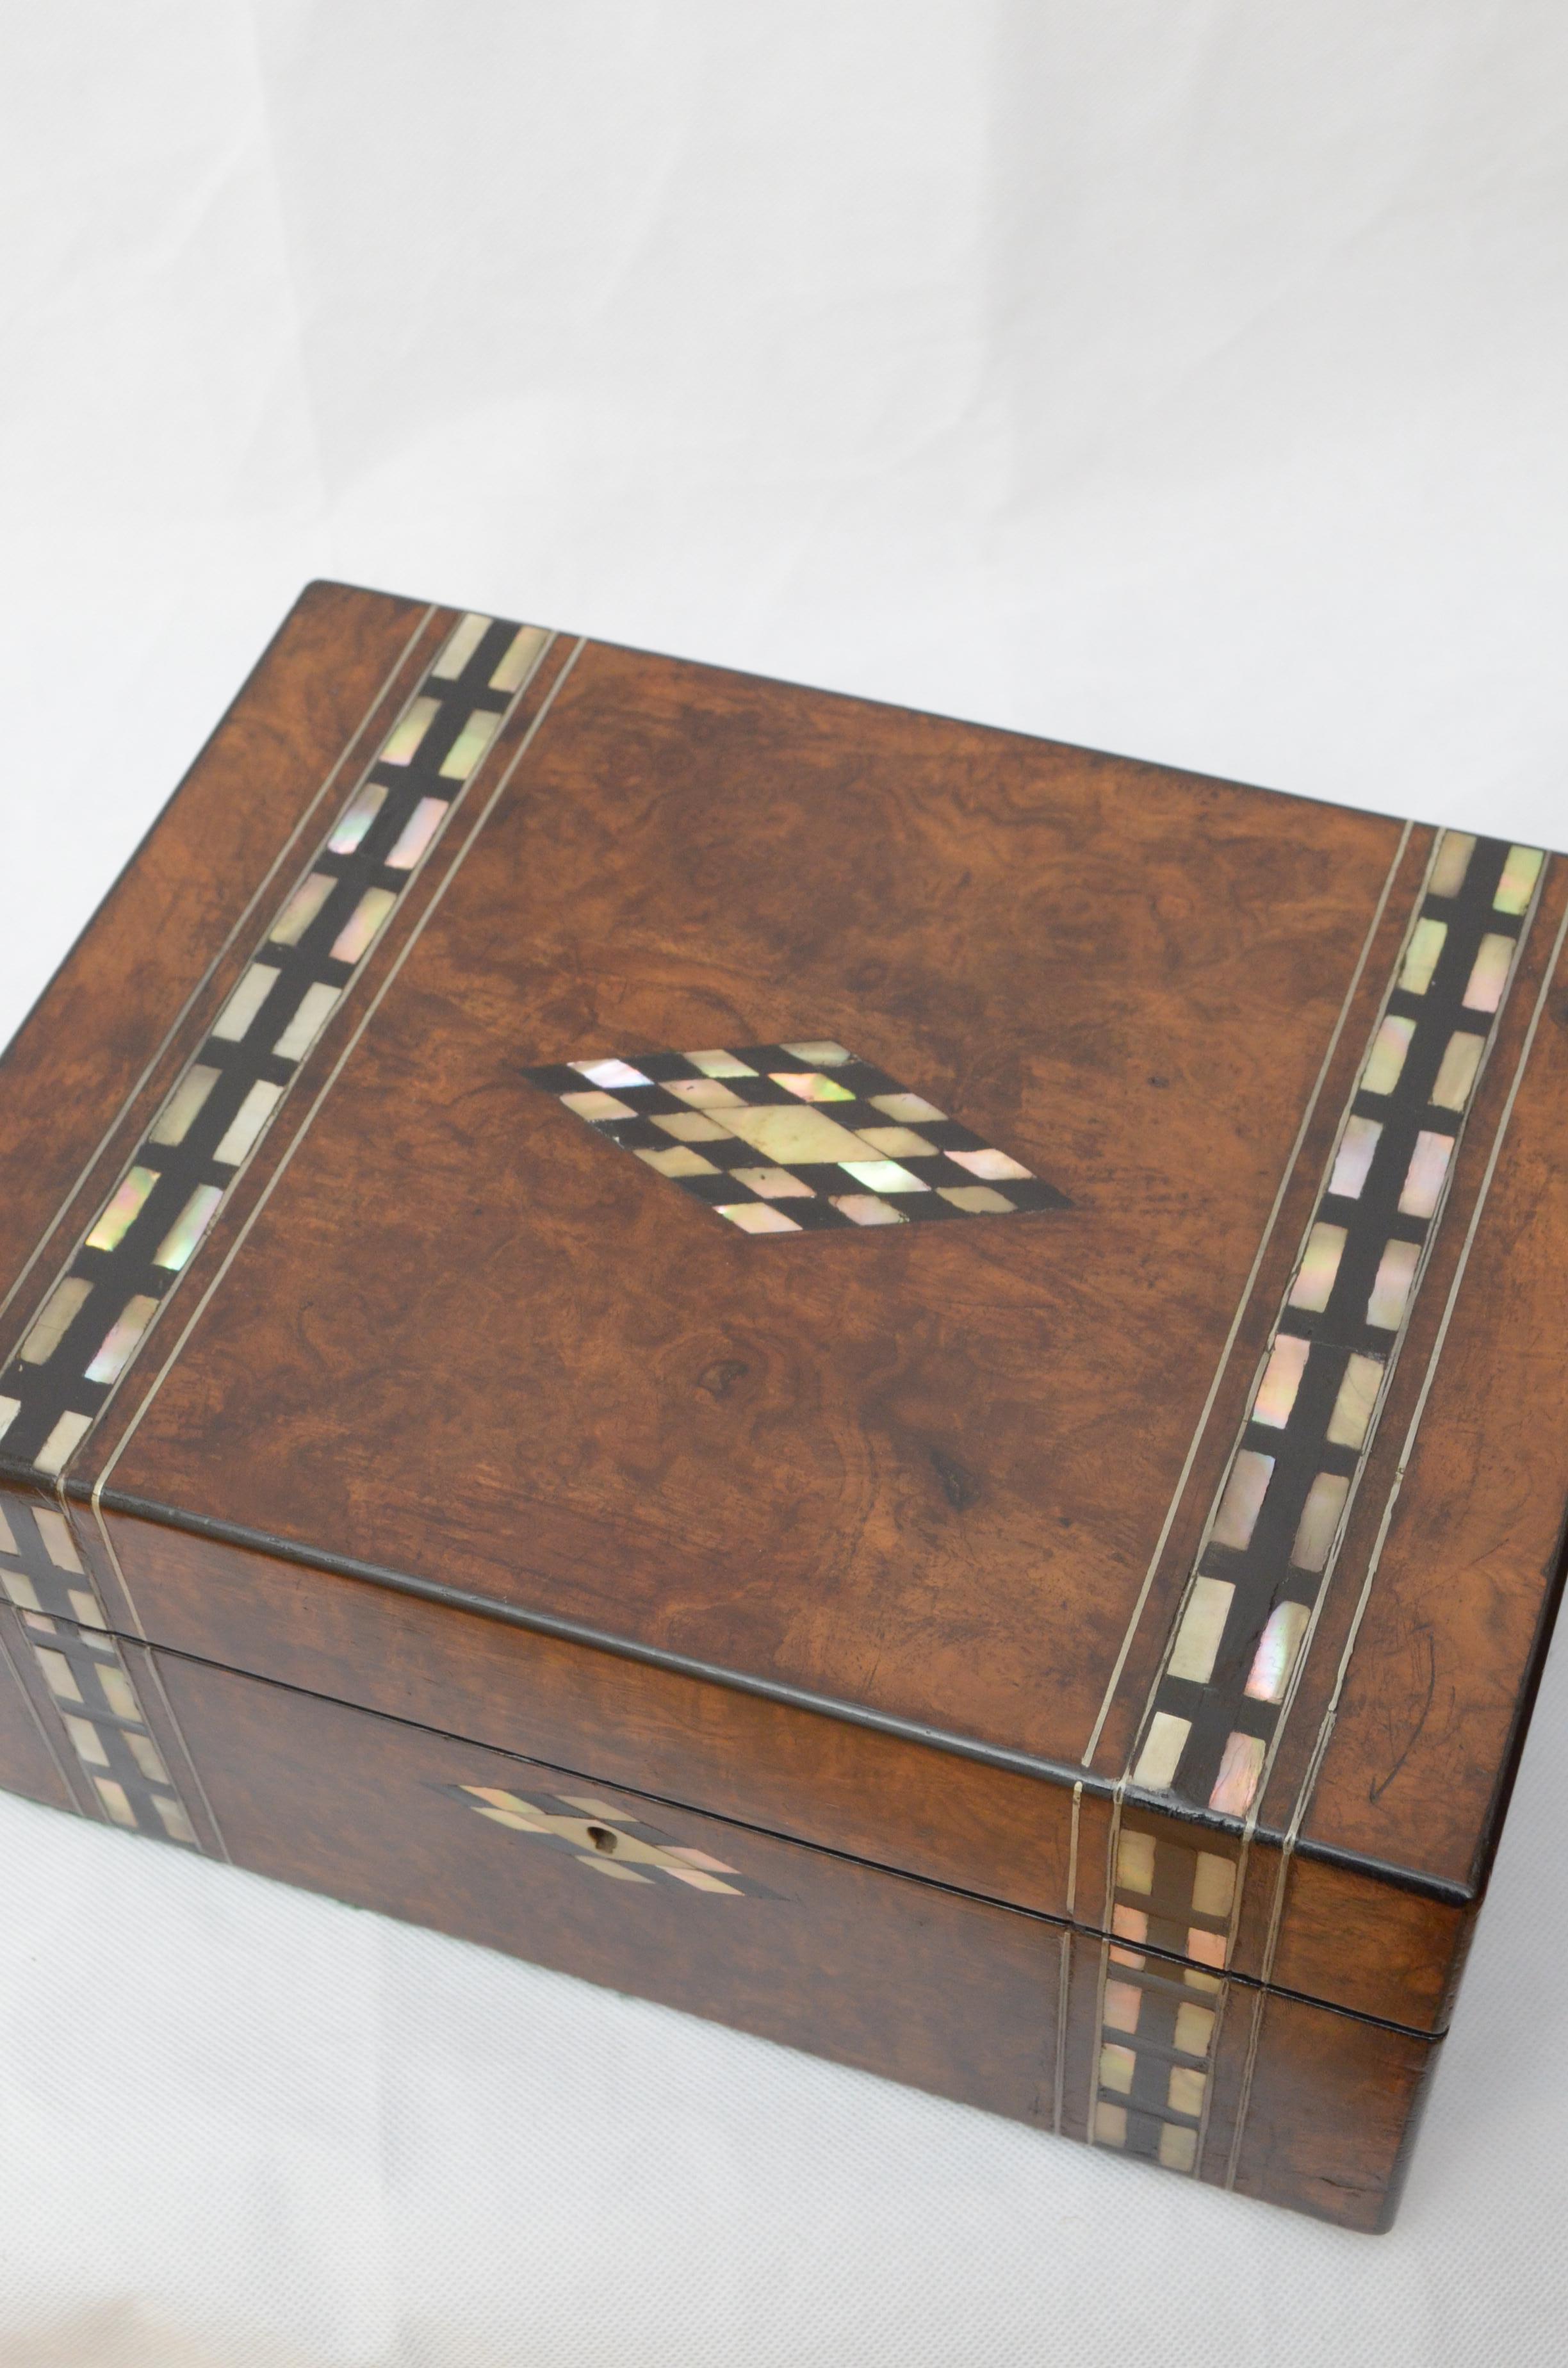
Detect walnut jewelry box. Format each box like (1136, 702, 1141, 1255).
(0, 581, 1561, 2232)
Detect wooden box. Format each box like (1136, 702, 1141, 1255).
(1, 581, 1562, 2230)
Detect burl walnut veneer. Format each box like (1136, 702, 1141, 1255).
(1, 582, 1563, 2229)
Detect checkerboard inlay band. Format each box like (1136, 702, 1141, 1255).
(0, 1493, 199, 1845)
(0, 613, 550, 1478)
(523, 1044, 1069, 1233)
(1090, 827, 1546, 2180)
(441, 1783, 782, 1896)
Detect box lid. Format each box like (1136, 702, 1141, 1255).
(2, 580, 1564, 2038)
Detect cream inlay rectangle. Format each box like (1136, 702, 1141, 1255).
(1360, 1014, 1416, 1096)
(1168, 1576, 1234, 1686)
(1132, 1711, 1191, 1791)
(33, 1508, 82, 1573)
(386, 796, 446, 870)
(213, 1080, 284, 1167)
(1212, 1452, 1273, 1550)
(1431, 1030, 1483, 1112)
(719, 1202, 801, 1234)
(20, 1278, 92, 1366)
(1115, 1830, 1156, 1894)
(1288, 1223, 1346, 1312)
(148, 1065, 219, 1147)
(1463, 934, 1514, 1014)
(86, 1168, 158, 1254)
(1494, 844, 1544, 916)
(430, 611, 491, 680)
(84, 1295, 158, 1386)
(1326, 1353, 1383, 1449)
(1400, 916, 1448, 995)
(490, 624, 550, 694)
(439, 709, 501, 780)
(269, 877, 336, 950)
(331, 887, 396, 965)
(1367, 1238, 1421, 1330)
(1252, 1335, 1309, 1429)
(1398, 1130, 1453, 1219)
(1191, 1851, 1236, 1918)
(379, 695, 440, 765)
(721, 1104, 869, 1165)
(153, 1185, 224, 1273)
(273, 983, 341, 1063)
(1328, 1115, 1381, 1200)
(1208, 1731, 1265, 1816)
(327, 782, 386, 854)
(1428, 832, 1475, 898)
(1291, 1472, 1350, 1571)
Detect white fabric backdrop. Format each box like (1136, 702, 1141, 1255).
(1, 5, 1567, 2359)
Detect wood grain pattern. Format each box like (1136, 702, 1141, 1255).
(151, 1640, 1435, 2228)
(89, 633, 1405, 1770)
(0, 578, 1556, 2222)
(153, 1647, 1059, 2128)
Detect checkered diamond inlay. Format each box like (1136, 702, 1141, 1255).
(522, 1042, 1070, 1234)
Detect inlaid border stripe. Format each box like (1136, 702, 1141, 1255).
(0, 614, 553, 1479)
(0, 1488, 215, 1848)
(85, 639, 589, 1545)
(1127, 832, 1542, 1825)
(1086, 828, 1546, 2178)
(0, 1591, 81, 1809)
(1222, 878, 1568, 2187)
(1074, 823, 1414, 1794)
(0, 602, 439, 1343)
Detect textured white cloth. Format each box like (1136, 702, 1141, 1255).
(1, 5, 1567, 2358)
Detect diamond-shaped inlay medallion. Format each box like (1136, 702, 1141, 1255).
(522, 1040, 1070, 1234)
(439, 1784, 783, 1896)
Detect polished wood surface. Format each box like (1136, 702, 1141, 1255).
(98, 1500, 1471, 2032)
(152, 1639, 1435, 2230)
(84, 630, 1406, 1769)
(0, 577, 1560, 2222)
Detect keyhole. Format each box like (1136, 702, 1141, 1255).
(587, 1825, 618, 1854)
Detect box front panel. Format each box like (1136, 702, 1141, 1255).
(0, 1584, 1442, 2229)
(147, 1649, 1061, 2128)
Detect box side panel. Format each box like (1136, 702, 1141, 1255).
(1224, 1985, 1438, 2231)
(150, 1648, 1059, 2128)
